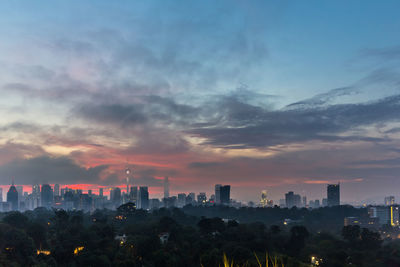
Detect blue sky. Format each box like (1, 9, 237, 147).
(0, 1, 400, 203)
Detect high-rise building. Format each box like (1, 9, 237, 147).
(215, 184, 230, 205)
(129, 186, 138, 203)
(54, 184, 60, 197)
(187, 192, 195, 205)
(220, 185, 230, 205)
(327, 184, 340, 206)
(197, 193, 207, 204)
(7, 182, 18, 211)
(41, 184, 53, 209)
(302, 196, 307, 208)
(16, 186, 23, 203)
(177, 193, 186, 208)
(99, 188, 104, 197)
(32, 184, 41, 209)
(125, 168, 131, 194)
(111, 187, 122, 207)
(138, 186, 149, 210)
(260, 190, 268, 207)
(285, 191, 301, 208)
(215, 184, 221, 204)
(369, 206, 399, 226)
(0, 187, 2, 202)
(385, 196, 395, 206)
(164, 177, 169, 199)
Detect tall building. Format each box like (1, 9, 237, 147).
(260, 190, 268, 207)
(215, 184, 230, 205)
(285, 191, 301, 208)
(125, 168, 131, 194)
(111, 187, 122, 207)
(197, 193, 207, 204)
(385, 196, 395, 206)
(54, 184, 60, 197)
(138, 186, 149, 210)
(32, 184, 41, 209)
(0, 187, 2, 202)
(220, 185, 230, 205)
(7, 182, 18, 211)
(164, 177, 169, 199)
(369, 206, 399, 226)
(302, 196, 307, 208)
(41, 184, 53, 209)
(327, 184, 340, 206)
(16, 186, 23, 203)
(99, 188, 104, 197)
(177, 193, 186, 208)
(129, 186, 138, 203)
(215, 184, 221, 204)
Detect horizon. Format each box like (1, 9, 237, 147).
(1, 1, 400, 204)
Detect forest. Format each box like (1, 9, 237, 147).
(0, 205, 398, 267)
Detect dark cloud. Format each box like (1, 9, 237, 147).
(0, 156, 108, 185)
(286, 87, 357, 109)
(76, 103, 148, 126)
(188, 94, 400, 148)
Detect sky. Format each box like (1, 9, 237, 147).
(1, 0, 400, 204)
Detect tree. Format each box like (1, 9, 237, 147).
(3, 212, 28, 229)
(360, 228, 382, 249)
(342, 225, 360, 243)
(287, 226, 309, 256)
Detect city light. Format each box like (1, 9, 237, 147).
(73, 246, 84, 256)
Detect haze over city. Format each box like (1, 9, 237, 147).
(1, 1, 400, 204)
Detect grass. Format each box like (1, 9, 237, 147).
(200, 252, 286, 267)
(216, 252, 285, 267)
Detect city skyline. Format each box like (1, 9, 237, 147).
(1, 1, 400, 203)
(0, 180, 397, 207)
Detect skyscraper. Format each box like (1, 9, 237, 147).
(7, 182, 18, 211)
(177, 193, 186, 208)
(130, 186, 138, 203)
(125, 168, 131, 194)
(197, 193, 207, 204)
(16, 186, 23, 204)
(285, 191, 301, 208)
(385, 196, 395, 206)
(220, 185, 231, 205)
(111, 187, 122, 207)
(99, 188, 104, 197)
(260, 190, 268, 207)
(164, 176, 169, 199)
(138, 186, 149, 210)
(215, 184, 221, 204)
(186, 192, 195, 205)
(54, 184, 60, 197)
(0, 187, 3, 202)
(41, 184, 53, 209)
(327, 184, 340, 206)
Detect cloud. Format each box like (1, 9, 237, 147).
(0, 156, 108, 185)
(188, 94, 400, 148)
(188, 162, 223, 169)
